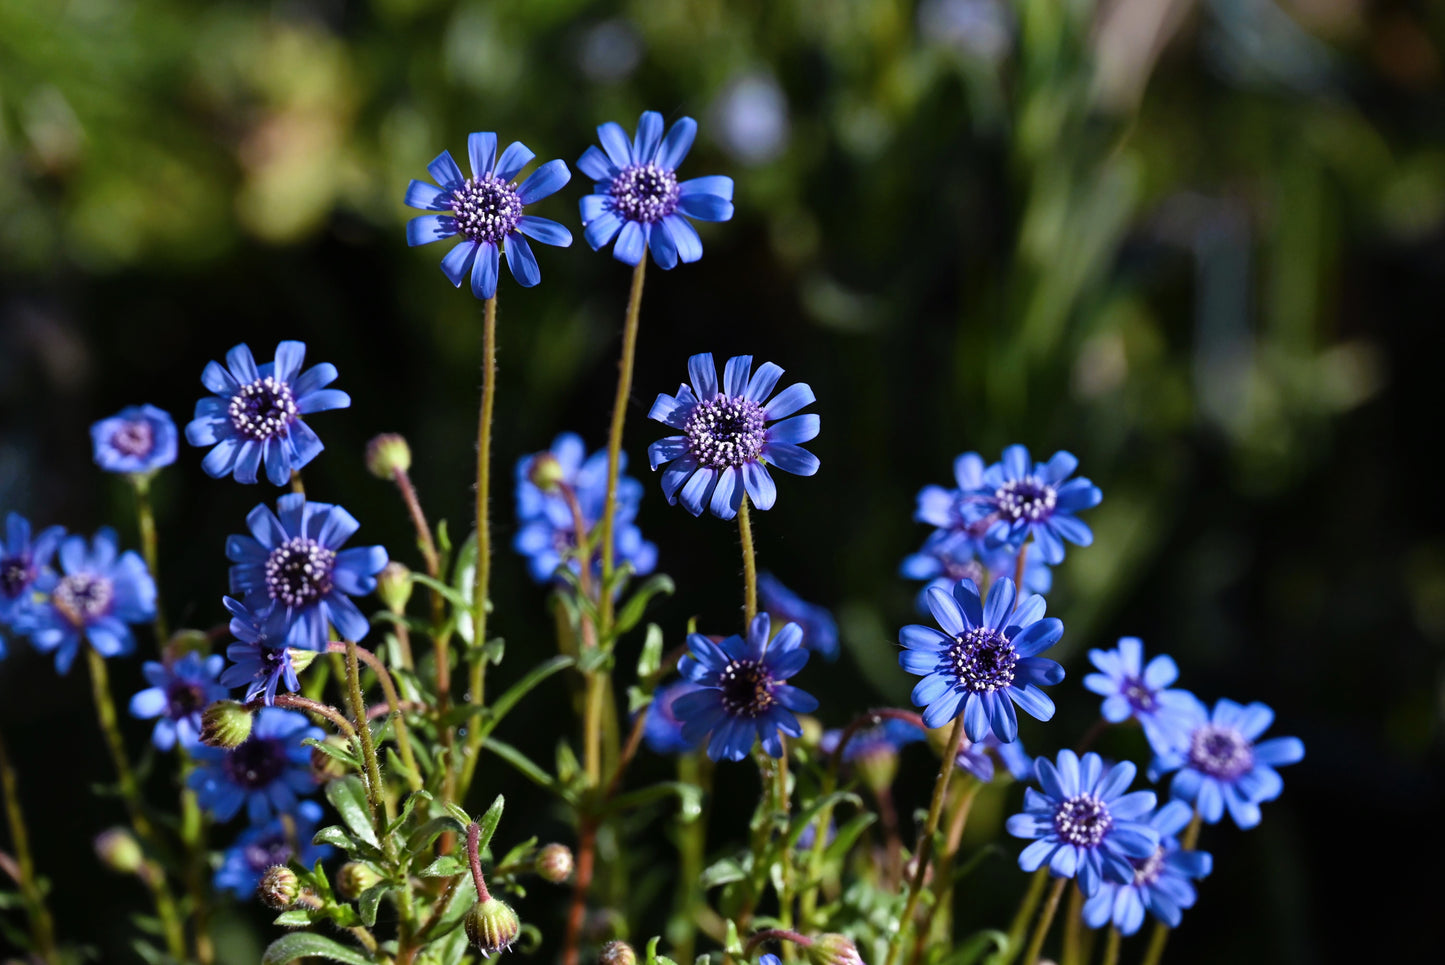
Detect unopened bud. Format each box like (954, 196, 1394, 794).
(806, 934, 865, 965)
(338, 862, 384, 900)
(311, 735, 352, 782)
(527, 452, 565, 492)
(200, 700, 253, 749)
(163, 629, 210, 661)
(798, 715, 824, 747)
(366, 433, 412, 479)
(94, 827, 143, 874)
(258, 865, 300, 910)
(853, 747, 899, 795)
(377, 562, 413, 615)
(288, 646, 320, 673)
(534, 843, 573, 883)
(599, 941, 636, 965)
(464, 897, 521, 957)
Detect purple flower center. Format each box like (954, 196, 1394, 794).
(264, 537, 336, 608)
(995, 476, 1057, 523)
(1187, 724, 1254, 780)
(608, 162, 680, 224)
(229, 376, 299, 442)
(947, 627, 1017, 693)
(1123, 678, 1156, 713)
(1054, 793, 1112, 847)
(109, 420, 156, 458)
(243, 831, 293, 872)
(718, 658, 776, 718)
(1, 556, 31, 600)
(223, 736, 289, 790)
(684, 395, 767, 469)
(52, 573, 114, 627)
(450, 173, 523, 244)
(1132, 845, 1167, 886)
(166, 680, 209, 719)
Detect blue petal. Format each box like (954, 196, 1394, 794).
(657, 117, 697, 170)
(517, 159, 571, 205)
(404, 179, 452, 211)
(470, 242, 500, 299)
(768, 414, 819, 444)
(467, 132, 497, 180)
(761, 442, 817, 476)
(517, 216, 572, 248)
(597, 122, 634, 168)
(427, 150, 465, 189)
(577, 145, 617, 181)
(687, 353, 718, 399)
(679, 175, 734, 201)
(613, 220, 648, 265)
(742, 462, 776, 511)
(633, 111, 664, 161)
(648, 218, 679, 269)
(504, 233, 540, 288)
(495, 141, 536, 181)
(407, 214, 457, 247)
(584, 210, 626, 251)
(676, 193, 734, 222)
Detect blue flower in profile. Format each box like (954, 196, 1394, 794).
(129, 652, 228, 751)
(227, 494, 388, 651)
(1005, 750, 1160, 897)
(1083, 637, 1200, 750)
(898, 578, 1064, 740)
(0, 513, 65, 653)
(648, 353, 819, 519)
(91, 405, 178, 475)
(27, 528, 156, 674)
(759, 572, 839, 661)
(217, 597, 300, 705)
(901, 529, 1051, 612)
(955, 730, 1035, 784)
(405, 133, 572, 299)
(188, 707, 321, 823)
(915, 451, 990, 534)
(185, 342, 350, 486)
(578, 111, 734, 268)
(214, 799, 331, 898)
(821, 718, 926, 765)
(642, 680, 707, 755)
(1149, 698, 1304, 830)
(1082, 800, 1212, 936)
(971, 446, 1102, 565)
(674, 613, 818, 761)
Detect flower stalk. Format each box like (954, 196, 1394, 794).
(0, 728, 59, 965)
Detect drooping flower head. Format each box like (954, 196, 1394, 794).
(970, 446, 1102, 565)
(0, 513, 64, 652)
(759, 572, 839, 661)
(578, 111, 735, 268)
(226, 494, 389, 651)
(91, 405, 178, 475)
(214, 799, 331, 898)
(188, 707, 321, 823)
(185, 342, 350, 486)
(821, 717, 925, 791)
(1083, 638, 1200, 750)
(954, 729, 1035, 784)
(647, 353, 819, 520)
(898, 578, 1064, 741)
(405, 133, 572, 299)
(641, 680, 707, 755)
(901, 528, 1052, 612)
(218, 596, 301, 705)
(27, 528, 155, 674)
(129, 652, 228, 751)
(674, 613, 819, 761)
(1149, 698, 1304, 830)
(1005, 750, 1160, 897)
(1082, 800, 1213, 936)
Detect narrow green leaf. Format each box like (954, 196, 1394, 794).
(614, 574, 675, 636)
(479, 655, 572, 739)
(419, 854, 468, 878)
(699, 858, 747, 889)
(261, 932, 373, 965)
(411, 573, 470, 612)
(484, 737, 562, 795)
(406, 816, 465, 855)
(325, 776, 379, 847)
(303, 737, 359, 770)
(357, 881, 389, 926)
(605, 782, 702, 823)
(783, 791, 862, 852)
(472, 794, 505, 855)
(271, 910, 314, 927)
(637, 623, 664, 679)
(388, 788, 433, 835)
(823, 812, 877, 866)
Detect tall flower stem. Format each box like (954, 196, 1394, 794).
(673, 752, 713, 964)
(738, 497, 758, 625)
(1101, 927, 1121, 965)
(0, 728, 59, 965)
(176, 748, 214, 965)
(998, 869, 1049, 965)
(129, 474, 168, 645)
(1021, 877, 1068, 965)
(466, 821, 493, 901)
(598, 257, 647, 631)
(461, 293, 499, 799)
(1139, 812, 1202, 965)
(327, 642, 423, 792)
(884, 714, 967, 965)
(344, 640, 388, 824)
(1060, 884, 1085, 965)
(920, 775, 983, 948)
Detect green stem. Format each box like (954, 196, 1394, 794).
(328, 642, 422, 791)
(738, 496, 758, 626)
(599, 258, 647, 620)
(343, 640, 387, 824)
(998, 869, 1049, 965)
(461, 293, 498, 799)
(130, 474, 168, 644)
(177, 748, 214, 965)
(1102, 927, 1121, 965)
(1021, 877, 1067, 965)
(0, 728, 59, 965)
(1060, 884, 1083, 965)
(289, 470, 305, 496)
(1139, 813, 1201, 965)
(673, 752, 712, 964)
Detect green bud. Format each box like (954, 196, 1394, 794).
(464, 897, 521, 957)
(366, 433, 412, 478)
(852, 746, 899, 796)
(599, 941, 636, 965)
(94, 827, 143, 874)
(376, 562, 413, 615)
(534, 843, 573, 883)
(338, 862, 384, 900)
(805, 934, 864, 965)
(163, 629, 211, 661)
(288, 647, 320, 673)
(258, 865, 300, 910)
(798, 714, 824, 748)
(527, 452, 565, 492)
(200, 700, 253, 749)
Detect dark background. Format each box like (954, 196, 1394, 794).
(2, 0, 1442, 961)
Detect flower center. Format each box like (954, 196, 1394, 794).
(684, 395, 767, 469)
(166, 681, 209, 719)
(450, 174, 523, 244)
(1187, 724, 1254, 780)
(109, 420, 155, 457)
(229, 377, 298, 442)
(996, 476, 1057, 523)
(243, 831, 293, 872)
(52, 573, 114, 627)
(718, 659, 776, 718)
(1054, 793, 1113, 848)
(1132, 846, 1167, 886)
(608, 162, 680, 223)
(1, 556, 31, 600)
(1123, 678, 1156, 713)
(223, 736, 290, 790)
(947, 627, 1017, 693)
(264, 538, 336, 609)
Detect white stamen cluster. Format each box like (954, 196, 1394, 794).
(52, 573, 114, 627)
(609, 162, 680, 224)
(1054, 793, 1113, 848)
(684, 395, 766, 469)
(229, 377, 299, 442)
(718, 658, 776, 718)
(1132, 846, 1167, 886)
(947, 626, 1017, 694)
(995, 476, 1058, 522)
(1188, 724, 1254, 780)
(1, 557, 30, 599)
(450, 174, 523, 244)
(264, 537, 336, 608)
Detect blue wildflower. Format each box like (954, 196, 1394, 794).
(218, 597, 300, 705)
(578, 111, 734, 268)
(1083, 637, 1200, 750)
(674, 613, 818, 761)
(1082, 801, 1212, 936)
(642, 680, 707, 755)
(226, 494, 388, 651)
(1149, 698, 1304, 830)
(971, 446, 1102, 564)
(214, 799, 331, 898)
(1005, 750, 1160, 897)
(129, 652, 228, 751)
(955, 730, 1035, 784)
(405, 133, 572, 299)
(27, 528, 155, 674)
(185, 341, 350, 486)
(901, 529, 1051, 612)
(915, 452, 990, 534)
(759, 572, 839, 661)
(90, 405, 178, 475)
(820, 719, 925, 762)
(898, 578, 1064, 740)
(188, 707, 321, 822)
(647, 353, 819, 519)
(0, 513, 65, 653)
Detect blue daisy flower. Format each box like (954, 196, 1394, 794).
(898, 578, 1064, 740)
(1082, 637, 1201, 750)
(641, 680, 707, 755)
(1149, 698, 1304, 830)
(971, 446, 1102, 565)
(758, 572, 839, 661)
(226, 494, 389, 651)
(577, 111, 734, 268)
(0, 512, 65, 653)
(954, 730, 1035, 784)
(647, 353, 819, 520)
(900, 528, 1052, 613)
(185, 341, 351, 486)
(915, 451, 990, 533)
(90, 404, 178, 475)
(217, 596, 300, 705)
(1005, 750, 1160, 897)
(214, 799, 331, 898)
(129, 652, 228, 751)
(27, 528, 155, 674)
(1082, 800, 1213, 936)
(188, 707, 321, 823)
(674, 613, 819, 761)
(404, 133, 572, 299)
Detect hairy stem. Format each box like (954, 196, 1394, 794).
(598, 257, 647, 631)
(0, 729, 59, 965)
(130, 474, 168, 644)
(1021, 877, 1068, 965)
(343, 641, 386, 823)
(327, 642, 422, 791)
(461, 293, 499, 798)
(738, 497, 758, 625)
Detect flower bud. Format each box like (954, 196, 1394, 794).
(534, 843, 574, 883)
(852, 747, 899, 796)
(163, 628, 210, 661)
(200, 700, 253, 749)
(338, 862, 384, 900)
(464, 897, 521, 957)
(258, 865, 300, 910)
(805, 934, 865, 965)
(311, 735, 352, 782)
(376, 562, 413, 615)
(288, 646, 321, 674)
(527, 452, 565, 493)
(94, 827, 144, 874)
(366, 433, 412, 479)
(599, 941, 636, 965)
(798, 715, 824, 748)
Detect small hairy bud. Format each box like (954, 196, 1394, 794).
(464, 897, 521, 957)
(853, 748, 899, 796)
(527, 452, 565, 492)
(599, 940, 636, 965)
(258, 865, 300, 910)
(163, 628, 210, 661)
(94, 827, 143, 874)
(376, 562, 413, 615)
(200, 700, 253, 749)
(288, 647, 320, 674)
(805, 934, 865, 965)
(338, 862, 384, 900)
(310, 734, 352, 782)
(366, 433, 412, 478)
(534, 843, 574, 883)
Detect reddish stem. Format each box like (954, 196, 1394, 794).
(466, 822, 491, 902)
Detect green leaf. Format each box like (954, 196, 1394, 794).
(325, 776, 379, 847)
(576, 646, 614, 673)
(303, 736, 360, 771)
(388, 788, 434, 835)
(941, 930, 1008, 965)
(261, 932, 374, 965)
(406, 816, 465, 855)
(784, 791, 862, 852)
(419, 854, 468, 877)
(411, 573, 470, 612)
(823, 812, 877, 866)
(485, 737, 563, 795)
(606, 781, 702, 823)
(473, 794, 505, 855)
(496, 836, 537, 872)
(627, 685, 652, 714)
(699, 857, 747, 889)
(636, 623, 664, 679)
(555, 739, 581, 786)
(357, 881, 389, 926)
(271, 910, 314, 927)
(614, 574, 675, 636)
